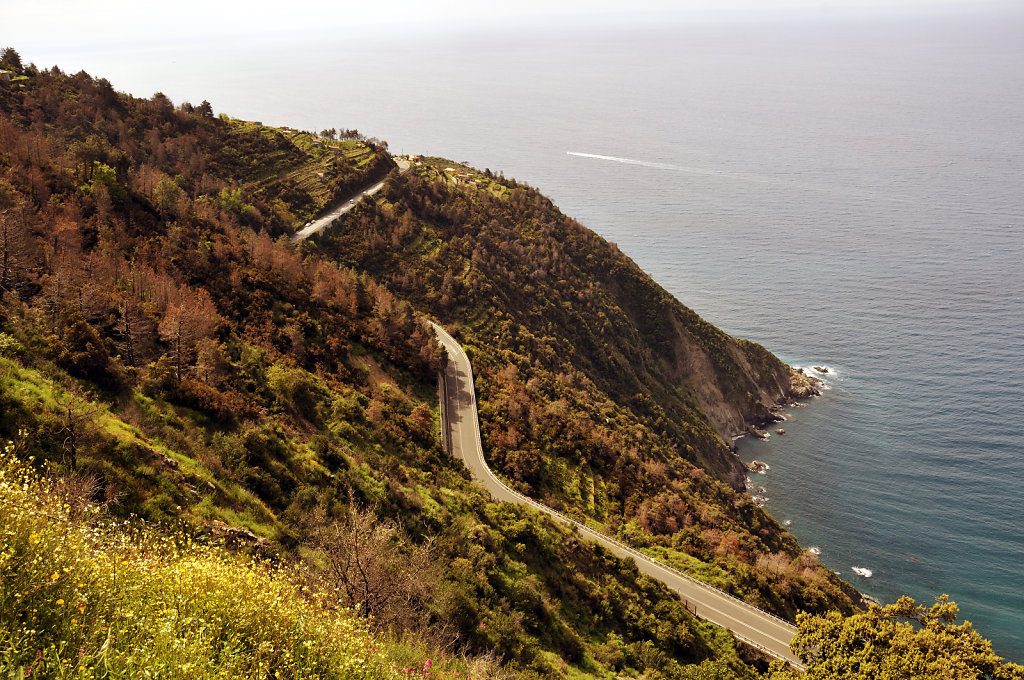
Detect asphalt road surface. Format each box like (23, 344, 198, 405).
(291, 159, 410, 243)
(429, 321, 803, 668)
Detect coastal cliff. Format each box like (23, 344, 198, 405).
(315, 160, 821, 492)
(0, 58, 859, 679)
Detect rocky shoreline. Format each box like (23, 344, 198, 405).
(739, 367, 823, 440)
(788, 367, 824, 399)
(733, 365, 877, 611)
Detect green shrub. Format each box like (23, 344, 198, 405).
(0, 450, 392, 679)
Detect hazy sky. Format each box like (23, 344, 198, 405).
(4, 0, 1008, 56)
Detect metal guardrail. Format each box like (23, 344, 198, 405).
(429, 322, 804, 670)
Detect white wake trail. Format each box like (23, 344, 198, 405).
(566, 150, 774, 183)
(566, 151, 685, 172)
(566, 150, 918, 206)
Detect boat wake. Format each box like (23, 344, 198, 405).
(566, 151, 688, 172)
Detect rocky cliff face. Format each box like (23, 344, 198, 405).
(316, 166, 818, 492)
(600, 252, 819, 490)
(671, 344, 822, 488)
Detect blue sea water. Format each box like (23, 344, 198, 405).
(31, 4, 1024, 660)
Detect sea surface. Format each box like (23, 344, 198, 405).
(34, 5, 1024, 660)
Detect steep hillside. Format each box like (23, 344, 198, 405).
(311, 158, 854, 619)
(1, 51, 856, 678)
(314, 159, 805, 488)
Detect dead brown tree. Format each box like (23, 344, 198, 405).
(304, 499, 438, 631)
(157, 284, 220, 382)
(53, 395, 102, 472)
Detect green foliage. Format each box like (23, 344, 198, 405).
(0, 451, 393, 679)
(88, 161, 127, 204)
(266, 363, 318, 416)
(55, 314, 124, 390)
(0, 332, 24, 357)
(153, 176, 185, 217)
(218, 186, 260, 223)
(764, 597, 1024, 680)
(141, 354, 178, 396)
(1, 46, 22, 70)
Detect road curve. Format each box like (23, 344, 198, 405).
(290, 159, 410, 243)
(429, 321, 803, 669)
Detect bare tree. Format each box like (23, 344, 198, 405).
(305, 499, 438, 630)
(157, 284, 221, 382)
(53, 396, 102, 471)
(0, 208, 31, 293)
(112, 261, 157, 369)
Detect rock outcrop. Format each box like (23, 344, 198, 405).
(788, 368, 823, 399)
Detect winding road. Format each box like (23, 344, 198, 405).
(429, 321, 803, 668)
(290, 159, 410, 243)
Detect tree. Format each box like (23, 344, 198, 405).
(1, 46, 21, 70)
(194, 337, 228, 385)
(304, 500, 437, 630)
(53, 395, 103, 471)
(765, 596, 1024, 680)
(57, 314, 120, 389)
(153, 176, 185, 219)
(158, 285, 221, 382)
(117, 295, 156, 369)
(90, 162, 127, 204)
(0, 206, 32, 294)
(71, 135, 111, 182)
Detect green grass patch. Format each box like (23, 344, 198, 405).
(0, 452, 391, 679)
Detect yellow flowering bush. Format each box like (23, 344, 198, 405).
(0, 450, 394, 679)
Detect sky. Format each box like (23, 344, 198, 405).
(3, 0, 1010, 56)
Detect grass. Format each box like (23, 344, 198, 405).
(0, 356, 153, 455)
(0, 355, 293, 540)
(0, 450, 391, 679)
(0, 449, 525, 680)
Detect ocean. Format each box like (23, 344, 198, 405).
(31, 5, 1024, 660)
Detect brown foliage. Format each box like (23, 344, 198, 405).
(304, 502, 438, 632)
(157, 284, 221, 382)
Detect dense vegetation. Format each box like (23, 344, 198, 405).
(1, 46, 1017, 677)
(765, 598, 1024, 679)
(312, 159, 860, 618)
(0, 49, 765, 678)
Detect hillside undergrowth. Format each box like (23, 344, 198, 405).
(0, 42, 1016, 678)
